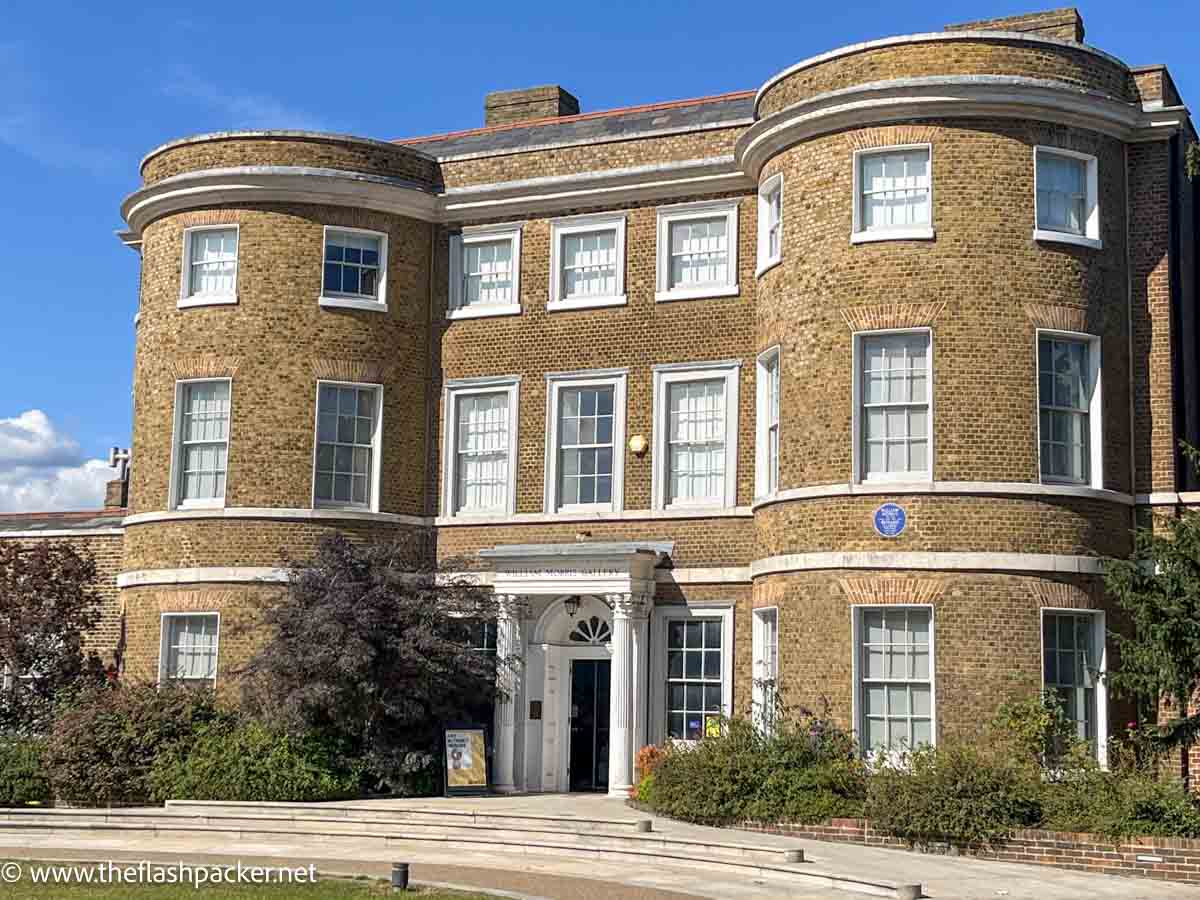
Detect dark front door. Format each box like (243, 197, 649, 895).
(569, 659, 611, 792)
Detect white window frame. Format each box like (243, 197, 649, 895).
(157, 611, 220, 687)
(851, 604, 937, 757)
(650, 360, 740, 511)
(441, 375, 520, 518)
(1040, 607, 1108, 767)
(311, 380, 384, 512)
(1035, 329, 1103, 489)
(755, 345, 781, 501)
(756, 174, 784, 276)
(448, 224, 523, 320)
(179, 225, 239, 308)
(543, 368, 627, 514)
(851, 328, 934, 484)
(649, 603, 734, 745)
(547, 213, 627, 311)
(319, 225, 389, 312)
(752, 606, 780, 735)
(1033, 146, 1101, 250)
(654, 199, 740, 302)
(851, 144, 935, 244)
(168, 377, 232, 511)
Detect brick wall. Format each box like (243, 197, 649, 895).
(739, 819, 1200, 886)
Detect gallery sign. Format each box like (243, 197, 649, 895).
(443, 725, 489, 797)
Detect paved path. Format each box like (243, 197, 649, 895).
(2, 793, 1196, 899)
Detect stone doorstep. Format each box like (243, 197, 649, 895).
(0, 818, 905, 899)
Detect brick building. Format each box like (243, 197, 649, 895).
(3, 7, 1198, 795)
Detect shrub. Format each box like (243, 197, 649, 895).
(0, 738, 50, 806)
(1041, 755, 1200, 840)
(150, 721, 362, 803)
(865, 742, 1042, 846)
(44, 682, 226, 807)
(641, 712, 867, 826)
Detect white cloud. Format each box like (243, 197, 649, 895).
(162, 65, 331, 132)
(0, 410, 113, 513)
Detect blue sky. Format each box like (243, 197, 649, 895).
(0, 1, 1194, 511)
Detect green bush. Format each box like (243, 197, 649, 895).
(0, 738, 50, 806)
(865, 742, 1042, 846)
(150, 721, 362, 803)
(1041, 756, 1200, 840)
(640, 714, 867, 826)
(44, 683, 226, 807)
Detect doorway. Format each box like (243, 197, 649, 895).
(568, 659, 611, 792)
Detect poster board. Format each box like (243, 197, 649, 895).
(443, 724, 489, 796)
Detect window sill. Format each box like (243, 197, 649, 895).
(662, 500, 731, 513)
(446, 303, 522, 321)
(654, 285, 739, 304)
(445, 508, 511, 520)
(546, 295, 627, 312)
(850, 227, 935, 245)
(858, 473, 932, 485)
(1033, 229, 1102, 250)
(555, 503, 617, 514)
(174, 499, 225, 511)
(178, 295, 237, 309)
(755, 257, 781, 278)
(314, 502, 378, 513)
(319, 296, 388, 313)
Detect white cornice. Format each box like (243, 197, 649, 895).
(120, 157, 753, 239)
(121, 167, 441, 235)
(1134, 491, 1200, 506)
(750, 551, 1106, 578)
(122, 506, 431, 528)
(434, 506, 752, 527)
(751, 480, 1134, 511)
(738, 76, 1175, 178)
(117, 566, 290, 588)
(753, 31, 1131, 117)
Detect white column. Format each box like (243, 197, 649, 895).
(606, 592, 647, 797)
(493, 594, 524, 793)
(630, 611, 650, 765)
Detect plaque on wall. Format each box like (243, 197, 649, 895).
(873, 502, 907, 538)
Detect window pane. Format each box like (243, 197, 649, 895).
(860, 150, 930, 231)
(315, 384, 377, 506)
(454, 391, 510, 514)
(859, 607, 934, 753)
(667, 379, 726, 505)
(669, 216, 729, 289)
(1038, 336, 1091, 483)
(165, 615, 218, 682)
(461, 237, 514, 308)
(1037, 153, 1087, 235)
(177, 381, 230, 503)
(188, 229, 238, 297)
(324, 231, 382, 299)
(861, 333, 930, 478)
(561, 229, 617, 298)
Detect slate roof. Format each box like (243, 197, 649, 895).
(395, 90, 756, 160)
(0, 510, 125, 534)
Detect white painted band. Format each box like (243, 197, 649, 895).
(118, 567, 289, 588)
(123, 507, 429, 527)
(750, 551, 1105, 578)
(1134, 491, 1200, 506)
(751, 480, 1134, 511)
(0, 528, 124, 539)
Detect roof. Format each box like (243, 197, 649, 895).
(394, 91, 756, 160)
(0, 510, 126, 536)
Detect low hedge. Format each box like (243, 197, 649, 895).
(44, 682, 228, 807)
(640, 715, 867, 826)
(149, 721, 362, 803)
(0, 737, 50, 807)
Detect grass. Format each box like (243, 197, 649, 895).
(1, 865, 495, 900)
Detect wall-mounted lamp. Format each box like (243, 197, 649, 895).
(628, 434, 648, 456)
(563, 595, 581, 618)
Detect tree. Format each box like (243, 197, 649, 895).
(0, 542, 107, 735)
(239, 534, 508, 791)
(1104, 449, 1200, 788)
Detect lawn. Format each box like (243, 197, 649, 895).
(2, 868, 494, 900)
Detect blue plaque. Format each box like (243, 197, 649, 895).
(873, 502, 907, 537)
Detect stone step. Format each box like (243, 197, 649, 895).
(0, 806, 791, 865)
(0, 808, 903, 898)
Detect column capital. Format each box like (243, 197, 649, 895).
(605, 592, 651, 619)
(495, 594, 529, 619)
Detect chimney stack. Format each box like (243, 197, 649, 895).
(944, 7, 1085, 43)
(484, 85, 580, 127)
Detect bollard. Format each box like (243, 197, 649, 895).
(896, 884, 922, 900)
(391, 862, 410, 892)
(783, 848, 804, 863)
(636, 819, 653, 833)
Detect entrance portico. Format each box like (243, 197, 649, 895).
(479, 542, 669, 797)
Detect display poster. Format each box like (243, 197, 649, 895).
(444, 726, 489, 795)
